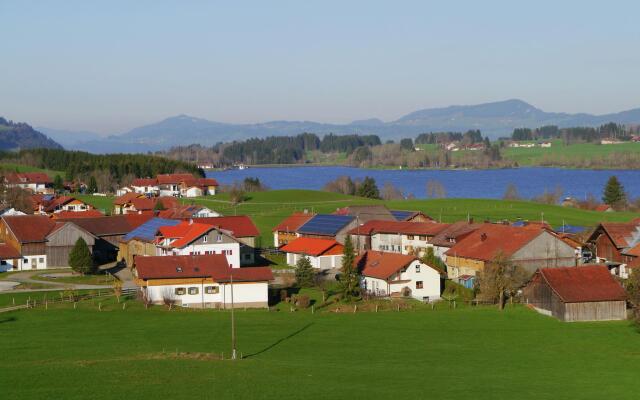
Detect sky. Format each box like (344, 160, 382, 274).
(1, 0, 640, 135)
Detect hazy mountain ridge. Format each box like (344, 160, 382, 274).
(39, 99, 640, 153)
(0, 118, 63, 151)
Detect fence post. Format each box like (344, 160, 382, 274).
(99, 302, 102, 311)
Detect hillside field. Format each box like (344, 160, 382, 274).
(1, 296, 639, 400)
(0, 162, 63, 178)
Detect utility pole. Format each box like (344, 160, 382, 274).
(230, 269, 237, 360)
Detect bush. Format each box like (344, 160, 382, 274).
(296, 294, 311, 309)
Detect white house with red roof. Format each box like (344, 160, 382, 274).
(358, 250, 441, 302)
(131, 178, 159, 196)
(128, 174, 218, 198)
(349, 220, 450, 256)
(134, 254, 273, 308)
(4, 172, 52, 194)
(154, 221, 243, 267)
(280, 237, 344, 270)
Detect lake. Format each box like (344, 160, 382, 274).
(207, 166, 640, 200)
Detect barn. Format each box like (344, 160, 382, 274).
(523, 265, 627, 322)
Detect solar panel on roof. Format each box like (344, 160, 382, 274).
(123, 218, 180, 242)
(390, 210, 414, 221)
(297, 214, 354, 235)
(554, 225, 585, 235)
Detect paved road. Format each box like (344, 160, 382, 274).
(0, 269, 116, 293)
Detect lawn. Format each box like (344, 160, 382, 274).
(190, 190, 639, 247)
(0, 300, 639, 399)
(30, 270, 117, 286)
(74, 194, 115, 214)
(502, 140, 640, 166)
(0, 162, 64, 178)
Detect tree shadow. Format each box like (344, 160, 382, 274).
(0, 317, 17, 324)
(243, 322, 314, 359)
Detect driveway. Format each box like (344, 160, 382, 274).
(0, 270, 114, 293)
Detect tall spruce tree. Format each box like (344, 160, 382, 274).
(602, 175, 626, 208)
(295, 256, 315, 288)
(356, 176, 380, 199)
(53, 174, 64, 193)
(68, 237, 94, 275)
(87, 176, 98, 194)
(339, 235, 360, 301)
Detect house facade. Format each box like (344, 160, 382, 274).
(4, 172, 52, 194)
(281, 237, 344, 270)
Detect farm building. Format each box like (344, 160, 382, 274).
(272, 212, 315, 247)
(281, 237, 344, 270)
(134, 254, 272, 308)
(523, 265, 627, 322)
(296, 214, 356, 244)
(358, 250, 441, 302)
(586, 222, 640, 278)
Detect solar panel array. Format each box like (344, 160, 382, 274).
(297, 214, 354, 235)
(390, 210, 414, 221)
(554, 225, 586, 235)
(123, 218, 180, 242)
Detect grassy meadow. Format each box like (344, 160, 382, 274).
(502, 140, 640, 166)
(0, 162, 63, 178)
(1, 297, 639, 399)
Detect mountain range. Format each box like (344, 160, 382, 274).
(33, 99, 640, 153)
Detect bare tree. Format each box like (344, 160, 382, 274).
(503, 183, 520, 200)
(161, 288, 177, 310)
(477, 252, 528, 310)
(381, 182, 404, 200)
(112, 278, 123, 303)
(426, 180, 446, 198)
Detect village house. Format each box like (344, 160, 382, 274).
(334, 205, 397, 222)
(281, 237, 344, 270)
(272, 211, 315, 247)
(114, 195, 179, 215)
(587, 221, 640, 278)
(119, 218, 181, 266)
(595, 204, 614, 212)
(134, 255, 273, 308)
(0, 215, 97, 270)
(187, 216, 260, 263)
(348, 220, 449, 255)
(155, 221, 243, 268)
(429, 221, 482, 259)
(358, 250, 441, 302)
(31, 194, 95, 216)
(389, 210, 433, 222)
(131, 178, 160, 196)
(523, 265, 627, 322)
(157, 204, 220, 219)
(445, 224, 577, 280)
(113, 192, 146, 214)
(128, 174, 219, 198)
(296, 214, 356, 244)
(4, 172, 52, 194)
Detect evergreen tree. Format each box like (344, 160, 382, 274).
(295, 256, 315, 288)
(602, 175, 626, 208)
(356, 176, 380, 199)
(338, 235, 359, 301)
(68, 237, 94, 275)
(87, 176, 98, 194)
(53, 174, 64, 192)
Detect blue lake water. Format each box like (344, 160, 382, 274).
(207, 166, 640, 200)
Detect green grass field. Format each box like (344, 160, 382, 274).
(1, 299, 639, 399)
(74, 194, 116, 214)
(190, 190, 639, 247)
(0, 162, 64, 178)
(502, 140, 640, 166)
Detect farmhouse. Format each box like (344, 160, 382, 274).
(157, 204, 220, 219)
(389, 210, 432, 222)
(131, 178, 160, 195)
(358, 250, 441, 302)
(134, 254, 272, 308)
(296, 214, 356, 244)
(445, 224, 577, 279)
(523, 265, 627, 322)
(348, 220, 449, 255)
(429, 221, 481, 259)
(119, 218, 182, 266)
(4, 172, 52, 194)
(587, 222, 640, 278)
(186, 216, 260, 263)
(334, 205, 396, 222)
(272, 212, 315, 247)
(0, 215, 96, 270)
(112, 192, 146, 214)
(281, 237, 344, 270)
(31, 195, 95, 215)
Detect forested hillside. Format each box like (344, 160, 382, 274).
(0, 117, 62, 150)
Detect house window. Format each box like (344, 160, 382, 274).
(188, 287, 199, 295)
(415, 265, 421, 273)
(174, 287, 186, 295)
(23, 259, 28, 264)
(416, 281, 423, 289)
(205, 286, 219, 294)
(418, 236, 426, 241)
(39, 258, 44, 264)
(203, 236, 208, 243)
(407, 235, 414, 240)
(217, 235, 222, 242)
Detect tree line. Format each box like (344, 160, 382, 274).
(511, 122, 635, 143)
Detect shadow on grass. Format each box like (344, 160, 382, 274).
(244, 322, 314, 359)
(0, 316, 17, 324)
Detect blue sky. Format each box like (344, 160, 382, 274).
(1, 0, 639, 134)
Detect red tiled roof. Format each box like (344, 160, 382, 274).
(157, 205, 209, 219)
(430, 221, 482, 247)
(157, 173, 195, 185)
(280, 237, 344, 257)
(58, 214, 153, 236)
(623, 243, 640, 257)
(595, 204, 613, 212)
(537, 265, 626, 303)
(158, 221, 215, 248)
(272, 212, 315, 233)
(135, 254, 273, 282)
(5, 172, 52, 184)
(52, 210, 104, 219)
(185, 216, 259, 238)
(0, 243, 21, 259)
(131, 178, 158, 187)
(445, 223, 545, 261)
(348, 220, 449, 236)
(2, 215, 56, 243)
(599, 223, 637, 249)
(114, 192, 144, 205)
(43, 196, 77, 212)
(357, 250, 417, 280)
(131, 196, 179, 211)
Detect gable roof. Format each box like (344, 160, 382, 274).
(52, 210, 105, 220)
(297, 214, 354, 236)
(157, 205, 212, 219)
(157, 173, 195, 185)
(59, 215, 153, 236)
(5, 172, 52, 184)
(348, 220, 449, 236)
(134, 254, 272, 282)
(390, 210, 431, 221)
(2, 215, 56, 243)
(333, 205, 395, 222)
(595, 223, 638, 249)
(595, 204, 613, 212)
(122, 218, 181, 242)
(357, 250, 418, 280)
(272, 212, 315, 233)
(131, 178, 158, 187)
(536, 265, 626, 303)
(430, 221, 482, 247)
(157, 221, 218, 248)
(113, 192, 145, 205)
(131, 196, 179, 212)
(445, 223, 546, 261)
(184, 216, 259, 238)
(280, 237, 344, 257)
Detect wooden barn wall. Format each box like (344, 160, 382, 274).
(563, 301, 626, 322)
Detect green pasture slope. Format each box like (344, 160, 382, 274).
(0, 162, 63, 178)
(502, 140, 640, 166)
(191, 190, 639, 247)
(1, 299, 639, 399)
